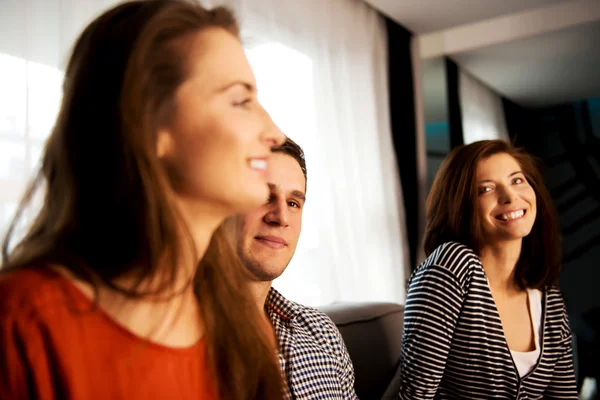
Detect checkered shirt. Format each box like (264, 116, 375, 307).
(265, 287, 358, 400)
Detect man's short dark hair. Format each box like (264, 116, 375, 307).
(273, 137, 307, 185)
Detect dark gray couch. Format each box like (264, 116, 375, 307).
(320, 302, 405, 400)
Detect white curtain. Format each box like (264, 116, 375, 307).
(210, 0, 409, 305)
(459, 68, 509, 144)
(0, 0, 409, 306)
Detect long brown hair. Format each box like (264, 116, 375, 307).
(424, 140, 561, 289)
(1, 1, 282, 398)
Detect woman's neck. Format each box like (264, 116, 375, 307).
(115, 197, 226, 299)
(479, 239, 523, 295)
(175, 196, 229, 264)
(56, 198, 231, 348)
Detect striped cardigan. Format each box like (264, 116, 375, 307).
(399, 242, 578, 399)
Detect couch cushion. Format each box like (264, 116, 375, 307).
(320, 302, 404, 400)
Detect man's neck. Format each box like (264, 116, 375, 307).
(249, 279, 273, 316)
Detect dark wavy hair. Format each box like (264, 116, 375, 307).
(424, 140, 561, 289)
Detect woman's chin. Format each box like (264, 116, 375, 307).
(495, 228, 534, 242)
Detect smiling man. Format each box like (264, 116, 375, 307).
(236, 138, 357, 399)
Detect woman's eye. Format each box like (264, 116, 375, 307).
(512, 177, 524, 184)
(234, 98, 252, 108)
(478, 186, 492, 195)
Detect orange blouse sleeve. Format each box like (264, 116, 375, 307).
(2, 301, 63, 400)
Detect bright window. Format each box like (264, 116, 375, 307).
(0, 53, 63, 238)
(245, 41, 326, 305)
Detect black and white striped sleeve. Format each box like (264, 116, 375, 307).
(398, 263, 465, 400)
(544, 307, 579, 399)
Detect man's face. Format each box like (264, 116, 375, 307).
(238, 152, 306, 281)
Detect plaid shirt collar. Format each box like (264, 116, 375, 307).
(265, 286, 300, 322)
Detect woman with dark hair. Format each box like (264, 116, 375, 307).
(399, 140, 578, 399)
(0, 1, 286, 399)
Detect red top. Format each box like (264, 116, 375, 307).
(0, 267, 217, 400)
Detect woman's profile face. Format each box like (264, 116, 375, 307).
(475, 152, 537, 246)
(156, 27, 285, 215)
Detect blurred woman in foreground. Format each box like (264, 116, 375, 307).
(0, 1, 285, 399)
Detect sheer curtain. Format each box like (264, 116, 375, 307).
(459, 68, 509, 144)
(1, 0, 409, 306)
(209, 0, 410, 305)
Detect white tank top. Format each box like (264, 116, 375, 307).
(510, 288, 543, 377)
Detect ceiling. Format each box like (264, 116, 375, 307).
(363, 0, 567, 34)
(452, 20, 600, 107)
(367, 0, 600, 110)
